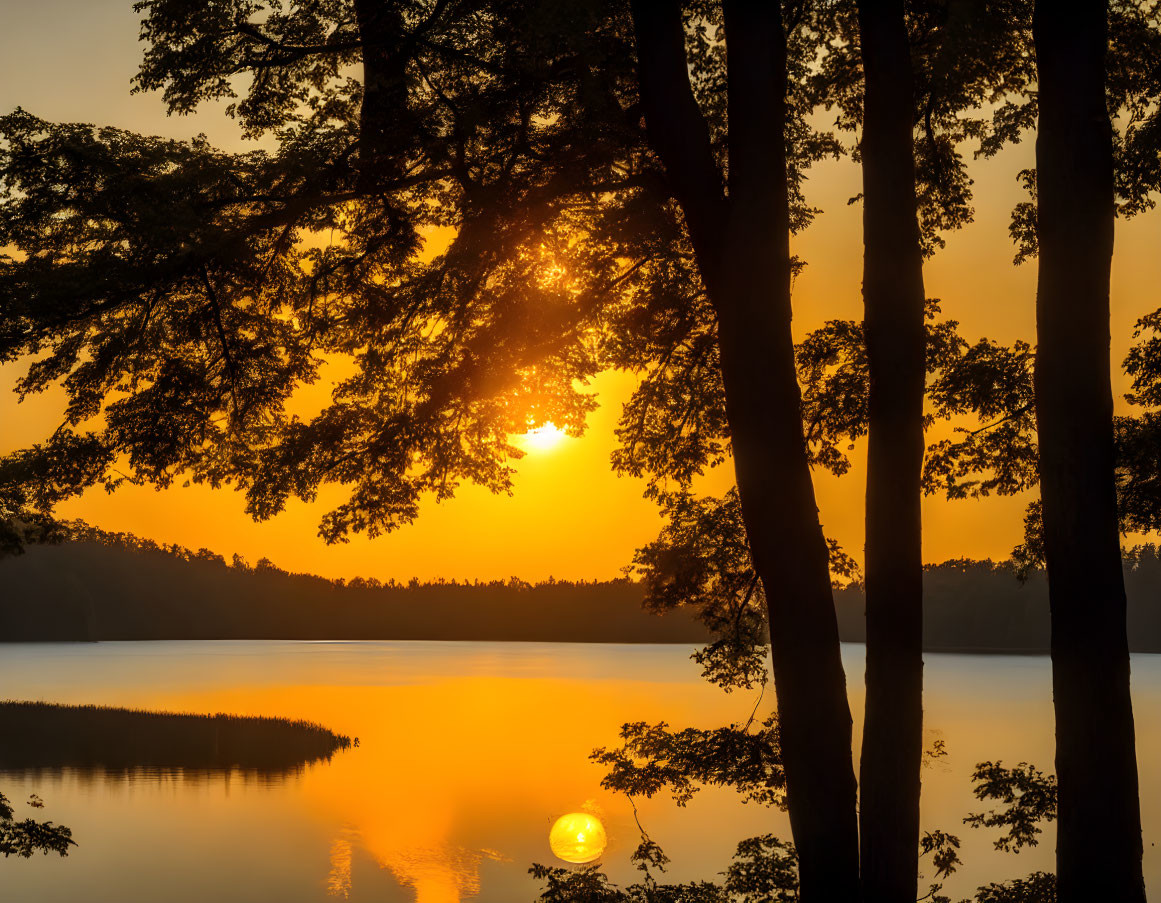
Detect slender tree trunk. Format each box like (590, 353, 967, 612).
(1033, 3, 1146, 901)
(630, 3, 860, 899)
(713, 243, 863, 903)
(855, 3, 926, 901)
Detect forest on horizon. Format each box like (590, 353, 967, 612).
(4, 523, 1160, 652)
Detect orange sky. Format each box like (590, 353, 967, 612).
(1, 1, 1158, 582)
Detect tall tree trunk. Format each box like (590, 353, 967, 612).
(1033, 3, 1146, 901)
(630, 3, 860, 899)
(855, 3, 926, 901)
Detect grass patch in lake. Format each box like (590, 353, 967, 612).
(0, 701, 353, 776)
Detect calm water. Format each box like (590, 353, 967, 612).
(0, 641, 1158, 902)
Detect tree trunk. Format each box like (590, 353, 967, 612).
(1033, 3, 1146, 901)
(855, 3, 927, 901)
(353, 0, 412, 191)
(630, 2, 860, 899)
(713, 242, 863, 903)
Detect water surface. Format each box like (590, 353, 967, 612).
(0, 641, 1157, 901)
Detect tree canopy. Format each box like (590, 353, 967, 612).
(7, 0, 1140, 549)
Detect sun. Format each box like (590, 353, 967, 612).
(519, 422, 567, 453)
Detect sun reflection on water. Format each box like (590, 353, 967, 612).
(182, 677, 657, 902)
(549, 811, 608, 863)
(326, 834, 353, 898)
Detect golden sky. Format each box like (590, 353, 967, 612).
(1, 1, 1158, 582)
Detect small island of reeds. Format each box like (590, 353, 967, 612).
(0, 701, 353, 777)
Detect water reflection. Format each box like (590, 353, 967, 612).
(327, 834, 354, 898)
(0, 641, 1156, 903)
(284, 679, 653, 902)
(549, 812, 608, 863)
(0, 643, 777, 903)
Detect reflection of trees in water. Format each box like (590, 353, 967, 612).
(1, 700, 352, 865)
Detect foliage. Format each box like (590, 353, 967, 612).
(1, 0, 1138, 557)
(971, 872, 1057, 903)
(0, 435, 104, 556)
(584, 678, 1066, 903)
(920, 828, 963, 879)
(924, 339, 1037, 500)
(2, 3, 1156, 669)
(809, 0, 1037, 255)
(628, 490, 769, 690)
(1109, 0, 1161, 216)
(2, 0, 642, 545)
(0, 791, 74, 859)
(722, 835, 798, 903)
(1002, 1, 1161, 256)
(0, 509, 66, 559)
(794, 300, 1161, 570)
(529, 863, 632, 903)
(536, 746, 1064, 903)
(919, 827, 964, 903)
(0, 0, 850, 550)
(528, 832, 791, 903)
(1009, 501, 1046, 581)
(0, 3, 1153, 898)
(964, 761, 1058, 853)
(593, 714, 785, 809)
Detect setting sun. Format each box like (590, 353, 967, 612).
(520, 423, 567, 453)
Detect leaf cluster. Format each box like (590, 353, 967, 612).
(963, 760, 1058, 853)
(0, 791, 75, 859)
(529, 833, 796, 903)
(593, 713, 785, 810)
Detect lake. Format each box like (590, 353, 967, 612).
(0, 641, 1158, 901)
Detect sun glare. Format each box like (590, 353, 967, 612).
(520, 422, 567, 453)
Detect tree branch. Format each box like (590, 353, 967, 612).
(200, 266, 241, 419)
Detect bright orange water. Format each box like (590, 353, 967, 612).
(0, 641, 1157, 902)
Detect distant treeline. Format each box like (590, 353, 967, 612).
(0, 701, 351, 775)
(0, 523, 709, 643)
(2, 525, 1159, 651)
(835, 546, 1161, 653)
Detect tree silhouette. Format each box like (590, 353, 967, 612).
(1033, 2, 1146, 899)
(588, 5, 1051, 892)
(625, 4, 863, 892)
(0, 791, 74, 860)
(852, 2, 929, 897)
